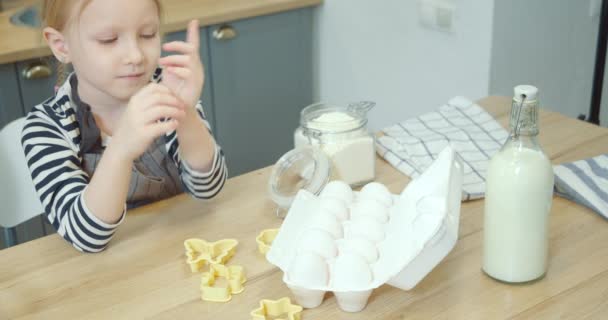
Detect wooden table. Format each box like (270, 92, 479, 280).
(2, 97, 608, 319)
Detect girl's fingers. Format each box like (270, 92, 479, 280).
(187, 20, 200, 48)
(143, 106, 186, 124)
(165, 66, 192, 80)
(135, 82, 169, 99)
(148, 119, 180, 138)
(159, 55, 191, 67)
(162, 41, 196, 55)
(145, 92, 184, 110)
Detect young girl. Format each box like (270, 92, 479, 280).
(21, 0, 227, 253)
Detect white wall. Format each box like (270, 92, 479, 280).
(312, 0, 495, 131)
(489, 0, 600, 120)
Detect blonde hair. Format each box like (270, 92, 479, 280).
(41, 0, 163, 88)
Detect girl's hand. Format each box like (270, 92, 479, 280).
(111, 83, 186, 162)
(159, 19, 204, 110)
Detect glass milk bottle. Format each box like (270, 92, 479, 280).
(482, 85, 555, 283)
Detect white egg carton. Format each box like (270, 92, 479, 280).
(267, 146, 464, 312)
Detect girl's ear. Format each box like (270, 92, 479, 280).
(43, 27, 71, 64)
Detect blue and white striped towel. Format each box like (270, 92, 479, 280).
(554, 155, 608, 219)
(376, 96, 509, 201)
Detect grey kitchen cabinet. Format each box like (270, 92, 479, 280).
(1, 57, 60, 127)
(207, 8, 314, 177)
(0, 63, 23, 128)
(16, 58, 59, 115)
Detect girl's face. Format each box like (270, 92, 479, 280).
(66, 0, 161, 103)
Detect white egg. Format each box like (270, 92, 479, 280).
(288, 252, 329, 287)
(320, 181, 354, 204)
(340, 237, 379, 264)
(348, 216, 386, 243)
(311, 210, 344, 239)
(297, 229, 338, 259)
(388, 204, 400, 218)
(319, 197, 349, 221)
(349, 199, 389, 223)
(331, 252, 373, 289)
(360, 182, 393, 207)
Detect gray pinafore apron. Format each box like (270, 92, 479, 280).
(71, 76, 184, 209)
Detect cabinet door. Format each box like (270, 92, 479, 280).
(16, 58, 58, 115)
(208, 9, 314, 177)
(0, 63, 23, 129)
(163, 27, 215, 132)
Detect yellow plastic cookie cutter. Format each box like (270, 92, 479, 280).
(200, 263, 247, 302)
(184, 238, 238, 272)
(256, 229, 279, 256)
(250, 297, 303, 320)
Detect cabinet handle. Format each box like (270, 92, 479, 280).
(22, 63, 53, 80)
(213, 25, 237, 41)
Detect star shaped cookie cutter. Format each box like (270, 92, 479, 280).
(250, 297, 303, 320)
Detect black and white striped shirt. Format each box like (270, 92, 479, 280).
(21, 70, 227, 253)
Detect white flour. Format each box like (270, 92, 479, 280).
(295, 111, 375, 186)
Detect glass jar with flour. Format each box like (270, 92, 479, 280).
(294, 102, 376, 186)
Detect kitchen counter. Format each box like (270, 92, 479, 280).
(1, 97, 608, 319)
(0, 0, 322, 64)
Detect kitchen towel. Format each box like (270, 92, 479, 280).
(554, 154, 608, 219)
(375, 96, 509, 200)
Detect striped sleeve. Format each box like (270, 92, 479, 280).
(21, 108, 125, 253)
(166, 101, 228, 199)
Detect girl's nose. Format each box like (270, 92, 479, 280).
(125, 41, 144, 65)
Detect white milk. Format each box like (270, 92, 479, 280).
(483, 146, 554, 283)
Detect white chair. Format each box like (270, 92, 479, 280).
(0, 118, 46, 247)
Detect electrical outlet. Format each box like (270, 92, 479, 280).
(436, 5, 453, 29)
(418, 0, 455, 33)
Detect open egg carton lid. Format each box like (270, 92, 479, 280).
(266, 145, 464, 292)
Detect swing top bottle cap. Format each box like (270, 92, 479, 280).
(513, 85, 538, 102)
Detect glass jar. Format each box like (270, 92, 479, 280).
(293, 102, 376, 187)
(268, 146, 331, 218)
